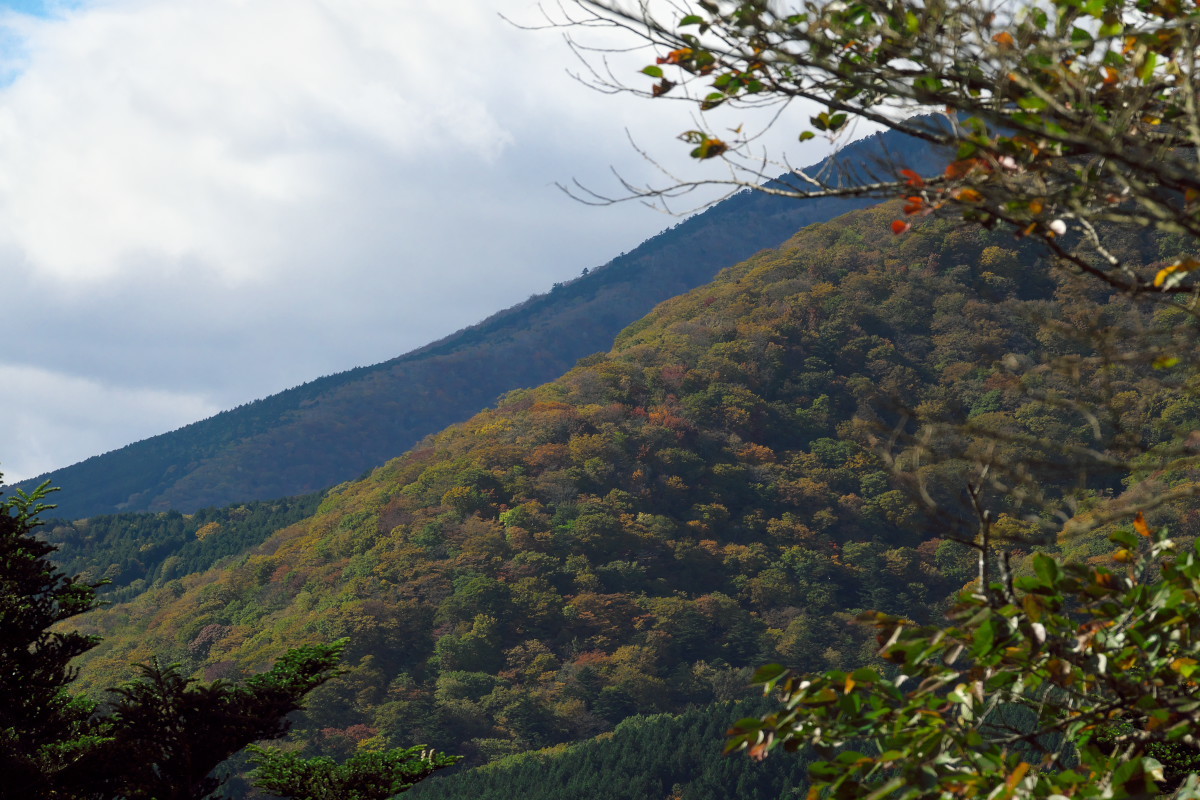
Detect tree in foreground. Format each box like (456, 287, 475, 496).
(553, 0, 1200, 294)
(0, 478, 453, 799)
(76, 649, 345, 800)
(0, 480, 103, 797)
(727, 516, 1200, 799)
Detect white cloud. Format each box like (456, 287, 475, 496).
(0, 0, 831, 481)
(0, 0, 524, 285)
(0, 362, 220, 482)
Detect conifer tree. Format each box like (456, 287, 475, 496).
(0, 481, 101, 799)
(0, 478, 349, 799)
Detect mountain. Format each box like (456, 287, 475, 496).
(9, 128, 944, 520)
(67, 200, 1182, 784)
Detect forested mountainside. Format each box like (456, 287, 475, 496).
(67, 200, 1194, 789)
(406, 701, 809, 800)
(41, 492, 323, 604)
(9, 127, 944, 520)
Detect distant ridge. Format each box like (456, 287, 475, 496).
(10, 126, 944, 519)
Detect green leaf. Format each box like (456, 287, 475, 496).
(973, 618, 997, 656)
(680, 14, 703, 25)
(914, 75, 943, 92)
(642, 65, 664, 78)
(864, 775, 905, 800)
(799, 131, 815, 141)
(729, 716, 765, 732)
(752, 663, 788, 684)
(1109, 528, 1138, 549)
(802, 688, 840, 705)
(850, 668, 879, 683)
(809, 761, 842, 780)
(1139, 52, 1158, 82)
(1033, 553, 1060, 585)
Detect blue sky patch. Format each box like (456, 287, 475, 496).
(0, 1, 51, 16)
(0, 0, 82, 18)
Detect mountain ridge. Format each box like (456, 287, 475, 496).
(10, 127, 944, 519)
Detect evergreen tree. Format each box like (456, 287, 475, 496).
(68, 648, 346, 800)
(0, 478, 350, 799)
(0, 481, 101, 799)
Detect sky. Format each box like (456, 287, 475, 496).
(0, 0, 834, 483)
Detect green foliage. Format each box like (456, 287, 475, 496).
(408, 702, 806, 800)
(69, 203, 1186, 768)
(0, 480, 101, 799)
(72, 643, 346, 800)
(579, 4, 1200, 792)
(728, 523, 1200, 800)
(0, 476, 354, 799)
(43, 492, 324, 602)
(249, 744, 460, 800)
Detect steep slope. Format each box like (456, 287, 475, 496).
(67, 202, 1188, 775)
(9, 128, 943, 519)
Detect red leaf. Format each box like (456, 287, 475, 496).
(900, 169, 925, 188)
(946, 159, 981, 179)
(662, 47, 693, 64)
(892, 220, 911, 235)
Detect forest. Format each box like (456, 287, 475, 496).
(32, 196, 1189, 797)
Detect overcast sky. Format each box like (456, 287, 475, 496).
(0, 0, 837, 483)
